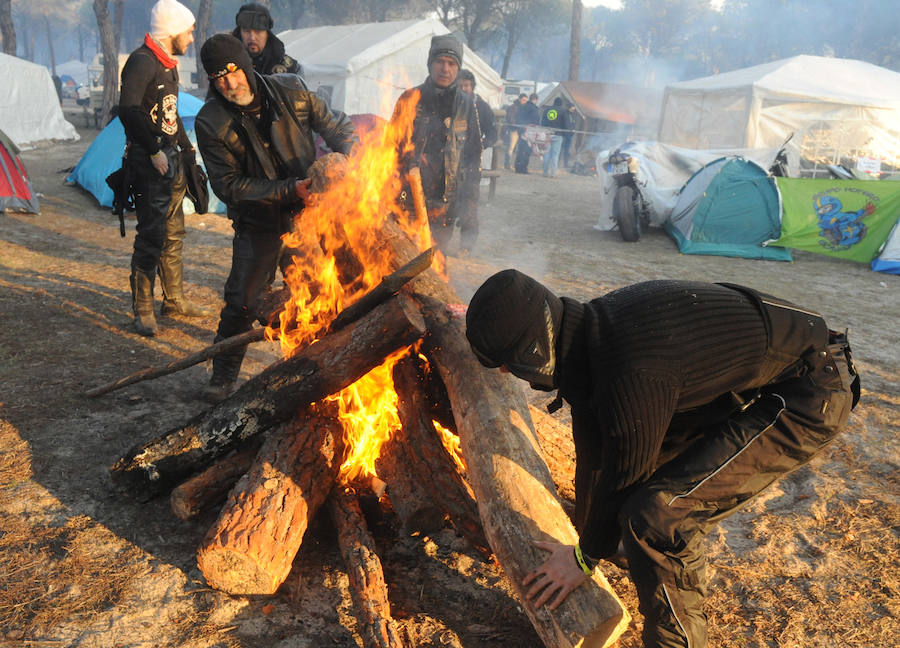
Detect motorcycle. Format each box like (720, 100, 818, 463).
(607, 148, 651, 242)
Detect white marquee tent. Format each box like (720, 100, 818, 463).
(658, 55, 900, 177)
(0, 52, 79, 149)
(278, 18, 503, 120)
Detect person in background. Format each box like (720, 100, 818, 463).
(456, 68, 496, 255)
(195, 34, 355, 401)
(465, 269, 859, 648)
(391, 35, 482, 253)
(541, 97, 568, 177)
(232, 2, 300, 76)
(504, 93, 527, 169)
(118, 0, 209, 337)
(561, 102, 577, 169)
(514, 92, 540, 174)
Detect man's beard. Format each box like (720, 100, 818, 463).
(225, 86, 254, 106)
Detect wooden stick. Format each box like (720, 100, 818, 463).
(328, 486, 409, 648)
(84, 328, 268, 398)
(329, 246, 434, 331)
(407, 167, 428, 223)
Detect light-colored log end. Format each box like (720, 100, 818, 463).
(196, 547, 280, 596)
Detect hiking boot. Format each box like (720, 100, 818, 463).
(199, 377, 235, 403)
(199, 346, 245, 402)
(130, 267, 157, 337)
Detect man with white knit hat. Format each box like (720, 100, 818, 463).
(119, 0, 209, 337)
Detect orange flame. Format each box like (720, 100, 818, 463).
(266, 89, 442, 482)
(433, 419, 466, 474)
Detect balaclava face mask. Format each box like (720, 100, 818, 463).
(465, 269, 564, 391)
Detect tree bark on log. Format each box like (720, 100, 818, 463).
(380, 220, 630, 648)
(170, 445, 260, 521)
(110, 295, 425, 501)
(374, 431, 445, 534)
(197, 411, 345, 595)
(529, 405, 576, 512)
(328, 486, 409, 648)
(392, 355, 489, 555)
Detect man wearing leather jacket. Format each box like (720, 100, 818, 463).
(391, 34, 483, 253)
(231, 3, 301, 76)
(465, 270, 859, 648)
(195, 34, 355, 401)
(119, 0, 210, 337)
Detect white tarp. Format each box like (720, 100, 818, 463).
(0, 52, 79, 149)
(593, 141, 779, 230)
(278, 18, 503, 120)
(55, 59, 90, 87)
(658, 55, 900, 178)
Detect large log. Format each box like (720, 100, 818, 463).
(381, 220, 630, 648)
(197, 410, 344, 595)
(328, 486, 409, 648)
(529, 405, 577, 513)
(110, 294, 426, 500)
(374, 429, 445, 534)
(391, 355, 489, 555)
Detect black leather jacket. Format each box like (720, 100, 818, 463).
(195, 72, 354, 232)
(392, 77, 482, 211)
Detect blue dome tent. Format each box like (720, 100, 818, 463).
(66, 92, 224, 215)
(664, 157, 791, 261)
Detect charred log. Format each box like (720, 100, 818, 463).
(110, 295, 425, 501)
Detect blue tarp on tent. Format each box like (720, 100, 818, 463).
(664, 157, 792, 261)
(66, 92, 224, 214)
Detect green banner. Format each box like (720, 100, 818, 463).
(772, 178, 900, 263)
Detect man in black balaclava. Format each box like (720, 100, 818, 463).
(194, 34, 354, 401)
(466, 269, 859, 648)
(390, 34, 483, 254)
(232, 2, 301, 76)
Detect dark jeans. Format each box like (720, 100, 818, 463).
(514, 139, 532, 173)
(619, 340, 856, 648)
(129, 144, 187, 275)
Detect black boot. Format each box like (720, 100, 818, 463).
(159, 252, 211, 318)
(200, 346, 245, 402)
(130, 267, 157, 337)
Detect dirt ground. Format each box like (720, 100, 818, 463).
(1, 122, 898, 648)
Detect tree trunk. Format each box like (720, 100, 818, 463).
(0, 0, 15, 56)
(113, 0, 124, 57)
(391, 355, 489, 555)
(170, 445, 261, 520)
(328, 486, 409, 648)
(195, 0, 213, 92)
(380, 220, 631, 648)
(93, 0, 119, 124)
(569, 0, 582, 81)
(43, 15, 56, 74)
(197, 411, 344, 595)
(109, 294, 425, 500)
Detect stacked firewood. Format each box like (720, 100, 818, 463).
(105, 198, 628, 648)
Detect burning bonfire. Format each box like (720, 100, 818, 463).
(105, 93, 630, 648)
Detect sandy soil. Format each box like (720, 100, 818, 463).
(0, 123, 897, 648)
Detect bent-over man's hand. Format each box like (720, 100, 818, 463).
(522, 540, 590, 610)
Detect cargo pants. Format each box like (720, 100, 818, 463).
(618, 336, 858, 648)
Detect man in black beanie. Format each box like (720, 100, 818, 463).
(232, 2, 301, 76)
(390, 34, 483, 254)
(194, 33, 355, 401)
(466, 269, 859, 648)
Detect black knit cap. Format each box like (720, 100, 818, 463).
(235, 3, 273, 31)
(427, 34, 463, 67)
(459, 68, 476, 87)
(465, 269, 564, 390)
(200, 34, 257, 93)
